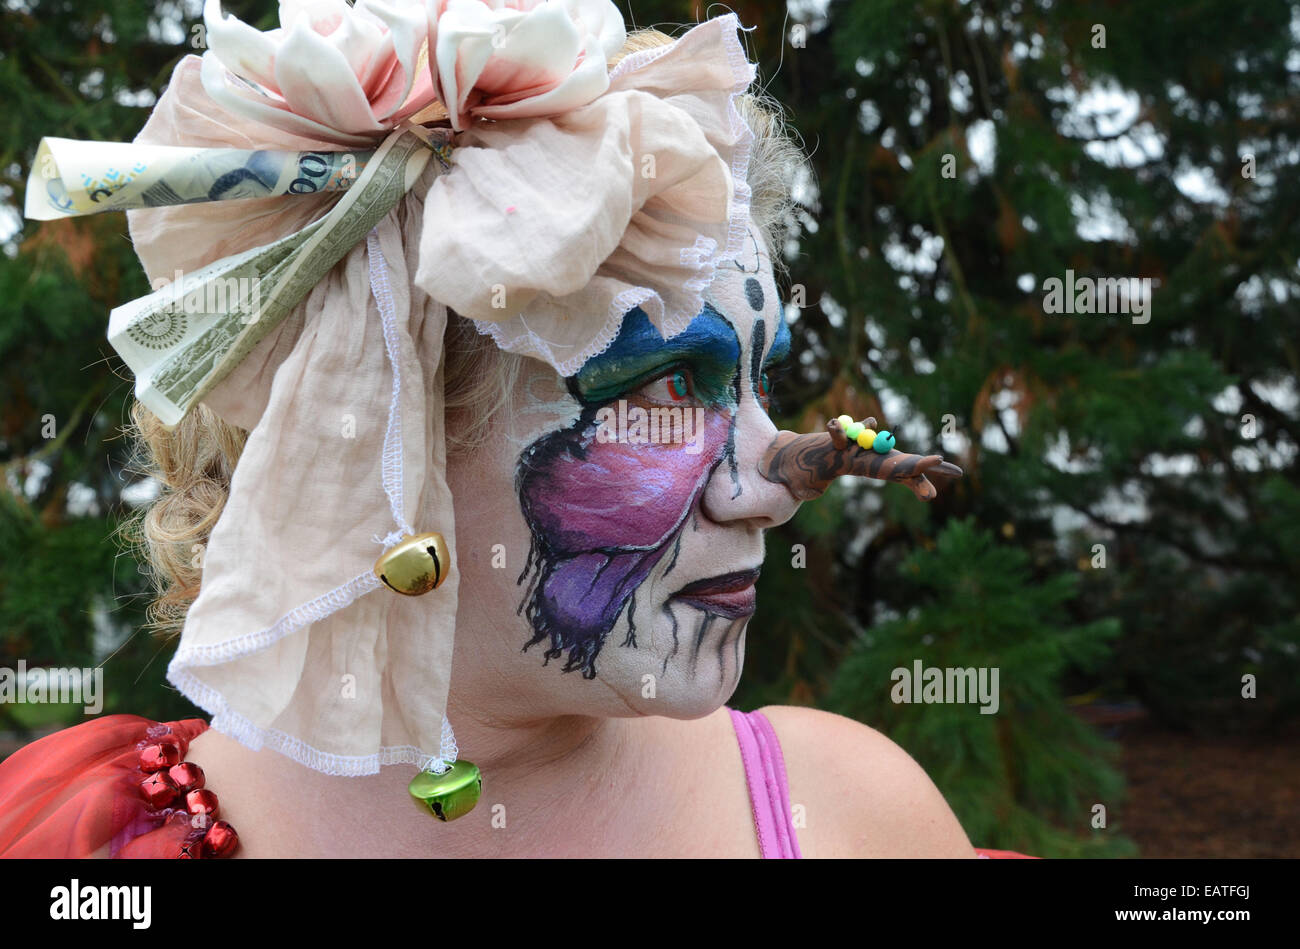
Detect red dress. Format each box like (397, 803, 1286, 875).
(0, 714, 1033, 858)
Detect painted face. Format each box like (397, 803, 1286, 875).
(447, 222, 800, 720)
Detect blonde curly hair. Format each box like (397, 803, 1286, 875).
(118, 27, 808, 640)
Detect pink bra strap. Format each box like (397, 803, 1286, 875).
(728, 707, 802, 858)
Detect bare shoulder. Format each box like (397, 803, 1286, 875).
(757, 705, 975, 858)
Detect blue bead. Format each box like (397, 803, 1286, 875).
(873, 430, 896, 454)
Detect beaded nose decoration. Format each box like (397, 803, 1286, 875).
(760, 416, 964, 502)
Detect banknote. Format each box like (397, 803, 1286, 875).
(25, 137, 374, 220)
(105, 126, 453, 426)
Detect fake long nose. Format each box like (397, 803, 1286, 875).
(759, 417, 964, 502)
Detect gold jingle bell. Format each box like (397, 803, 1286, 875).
(408, 760, 482, 821)
(374, 532, 450, 596)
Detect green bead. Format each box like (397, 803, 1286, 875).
(844, 422, 865, 439)
(408, 760, 482, 821)
(873, 430, 896, 454)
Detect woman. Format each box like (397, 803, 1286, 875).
(0, 1, 1011, 858)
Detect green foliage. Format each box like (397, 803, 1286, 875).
(732, 0, 1299, 854)
(824, 519, 1132, 856)
(2, 0, 1297, 857)
(0, 0, 225, 731)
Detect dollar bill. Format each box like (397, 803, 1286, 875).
(106, 126, 452, 427)
(24, 137, 375, 220)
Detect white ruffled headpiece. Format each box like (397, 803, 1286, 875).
(117, 0, 757, 775)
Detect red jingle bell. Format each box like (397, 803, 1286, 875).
(202, 820, 239, 858)
(168, 762, 205, 794)
(139, 740, 182, 772)
(144, 724, 189, 756)
(185, 788, 219, 819)
(140, 770, 179, 809)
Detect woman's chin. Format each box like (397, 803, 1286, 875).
(648, 685, 742, 720)
(597, 623, 748, 719)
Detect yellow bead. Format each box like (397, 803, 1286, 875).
(856, 428, 876, 450)
(836, 414, 854, 430)
(374, 532, 450, 596)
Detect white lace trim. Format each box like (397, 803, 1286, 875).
(470, 12, 758, 378)
(169, 568, 380, 667)
(717, 14, 757, 263)
(171, 665, 456, 775)
(167, 228, 457, 775)
(367, 229, 417, 547)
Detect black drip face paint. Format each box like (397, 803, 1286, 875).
(749, 319, 767, 405)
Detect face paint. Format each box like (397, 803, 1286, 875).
(516, 306, 741, 677)
(511, 224, 795, 692)
(570, 305, 742, 408)
(764, 314, 791, 398)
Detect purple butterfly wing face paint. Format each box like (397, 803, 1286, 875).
(520, 412, 729, 552)
(517, 308, 739, 677)
(510, 224, 794, 705)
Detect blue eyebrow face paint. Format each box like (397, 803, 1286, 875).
(767, 311, 791, 366)
(570, 304, 743, 407)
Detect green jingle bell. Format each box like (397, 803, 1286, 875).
(374, 531, 450, 596)
(408, 760, 482, 822)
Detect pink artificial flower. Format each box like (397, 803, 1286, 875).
(428, 0, 627, 131)
(199, 0, 438, 146)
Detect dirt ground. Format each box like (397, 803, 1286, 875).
(1115, 720, 1300, 858)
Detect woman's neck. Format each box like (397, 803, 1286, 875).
(185, 705, 651, 858)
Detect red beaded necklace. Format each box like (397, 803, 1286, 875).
(134, 724, 239, 859)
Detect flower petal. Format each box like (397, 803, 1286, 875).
(320, 8, 387, 86)
(473, 3, 581, 97)
(473, 43, 609, 119)
(273, 18, 388, 137)
(432, 1, 513, 129)
(198, 47, 378, 146)
(204, 0, 284, 95)
(359, 0, 433, 120)
(277, 0, 352, 34)
(564, 0, 626, 59)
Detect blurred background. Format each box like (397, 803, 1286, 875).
(1, 0, 1297, 857)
